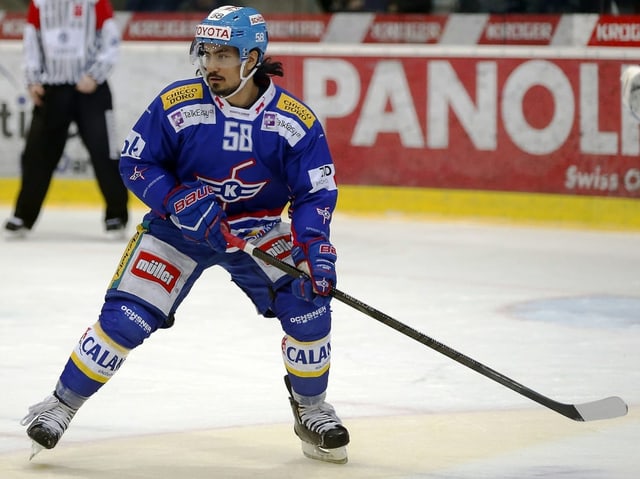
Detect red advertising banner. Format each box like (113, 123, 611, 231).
(1, 12, 639, 199)
(360, 14, 446, 44)
(588, 15, 640, 47)
(477, 15, 561, 45)
(118, 12, 201, 41)
(274, 54, 640, 198)
(1, 12, 640, 46)
(0, 11, 26, 39)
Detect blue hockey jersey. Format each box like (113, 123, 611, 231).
(119, 77, 338, 246)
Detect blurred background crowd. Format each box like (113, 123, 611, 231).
(0, 0, 638, 14)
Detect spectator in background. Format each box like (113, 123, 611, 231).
(124, 0, 182, 10)
(124, 0, 223, 11)
(616, 0, 640, 13)
(457, 0, 529, 12)
(180, 0, 223, 11)
(318, 0, 433, 13)
(533, 0, 613, 12)
(0, 0, 30, 12)
(388, 0, 432, 12)
(318, 0, 389, 12)
(4, 0, 129, 237)
(457, 0, 620, 13)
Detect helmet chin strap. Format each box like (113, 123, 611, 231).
(200, 58, 259, 102)
(221, 59, 259, 100)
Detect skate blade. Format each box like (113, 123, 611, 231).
(29, 441, 44, 460)
(3, 229, 28, 240)
(105, 230, 127, 241)
(300, 441, 348, 464)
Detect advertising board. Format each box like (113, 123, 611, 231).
(1, 12, 639, 226)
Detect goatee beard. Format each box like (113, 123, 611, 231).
(208, 75, 237, 97)
(212, 87, 236, 97)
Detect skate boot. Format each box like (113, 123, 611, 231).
(20, 393, 78, 459)
(105, 217, 127, 240)
(284, 375, 350, 464)
(4, 217, 29, 239)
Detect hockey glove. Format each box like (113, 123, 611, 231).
(291, 238, 337, 307)
(164, 181, 227, 252)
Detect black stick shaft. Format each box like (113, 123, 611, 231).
(226, 233, 627, 422)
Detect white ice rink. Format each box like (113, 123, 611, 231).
(0, 206, 639, 478)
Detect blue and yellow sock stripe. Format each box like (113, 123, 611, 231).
(70, 322, 130, 384)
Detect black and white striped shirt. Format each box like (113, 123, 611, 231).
(23, 0, 120, 85)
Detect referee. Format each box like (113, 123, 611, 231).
(4, 0, 129, 237)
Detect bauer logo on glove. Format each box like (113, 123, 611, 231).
(164, 181, 228, 252)
(318, 244, 336, 256)
(291, 239, 337, 306)
(171, 184, 217, 214)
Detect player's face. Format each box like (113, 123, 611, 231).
(199, 45, 243, 97)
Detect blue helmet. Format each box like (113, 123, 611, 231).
(192, 6, 268, 64)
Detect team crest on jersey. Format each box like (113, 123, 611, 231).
(198, 160, 267, 203)
(161, 84, 204, 110)
(276, 93, 316, 128)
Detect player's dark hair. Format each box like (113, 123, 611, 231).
(255, 56, 283, 87)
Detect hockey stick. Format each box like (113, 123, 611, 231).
(223, 232, 628, 422)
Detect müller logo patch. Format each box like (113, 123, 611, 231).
(260, 235, 292, 261)
(131, 251, 180, 293)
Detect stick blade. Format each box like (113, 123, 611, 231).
(574, 396, 628, 421)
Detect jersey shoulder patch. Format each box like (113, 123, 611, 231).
(275, 92, 316, 129)
(160, 81, 204, 111)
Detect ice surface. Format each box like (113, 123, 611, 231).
(1, 207, 638, 478)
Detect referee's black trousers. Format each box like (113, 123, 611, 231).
(13, 82, 129, 229)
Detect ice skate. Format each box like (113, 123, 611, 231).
(105, 217, 127, 240)
(20, 393, 77, 459)
(4, 217, 29, 239)
(284, 376, 349, 464)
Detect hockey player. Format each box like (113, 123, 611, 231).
(21, 5, 350, 464)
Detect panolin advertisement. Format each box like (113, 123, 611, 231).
(1, 12, 640, 201)
(275, 53, 640, 198)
